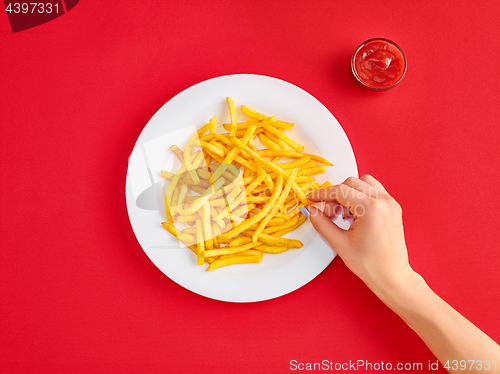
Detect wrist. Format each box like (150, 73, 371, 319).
(367, 268, 425, 308)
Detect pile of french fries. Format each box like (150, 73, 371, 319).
(161, 98, 332, 271)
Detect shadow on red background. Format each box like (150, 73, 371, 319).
(3, 0, 78, 33)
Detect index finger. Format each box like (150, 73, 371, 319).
(360, 174, 389, 195)
(307, 186, 338, 202)
(307, 184, 374, 215)
(308, 184, 369, 203)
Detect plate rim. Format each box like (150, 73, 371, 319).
(125, 73, 358, 302)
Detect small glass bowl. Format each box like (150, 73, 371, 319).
(351, 37, 407, 91)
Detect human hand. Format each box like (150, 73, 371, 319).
(307, 176, 500, 372)
(306, 175, 415, 295)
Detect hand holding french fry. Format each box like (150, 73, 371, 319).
(306, 176, 500, 373)
(306, 175, 411, 294)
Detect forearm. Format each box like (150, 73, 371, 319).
(306, 177, 500, 372)
(372, 272, 500, 373)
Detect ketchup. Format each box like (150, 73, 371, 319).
(352, 38, 406, 90)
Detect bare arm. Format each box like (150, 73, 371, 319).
(307, 175, 500, 374)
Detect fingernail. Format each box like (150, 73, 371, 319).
(342, 206, 353, 219)
(299, 206, 310, 219)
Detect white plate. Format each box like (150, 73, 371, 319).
(125, 74, 358, 302)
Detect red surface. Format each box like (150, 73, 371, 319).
(1, 1, 499, 373)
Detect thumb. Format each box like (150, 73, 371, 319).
(307, 205, 350, 255)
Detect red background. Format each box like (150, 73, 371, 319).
(1, 1, 499, 373)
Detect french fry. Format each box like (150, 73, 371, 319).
(258, 133, 282, 152)
(164, 191, 173, 223)
(274, 212, 291, 221)
(241, 231, 303, 248)
(235, 128, 264, 138)
(195, 218, 205, 265)
(176, 215, 199, 223)
(211, 125, 257, 182)
(212, 223, 221, 248)
(298, 165, 328, 176)
(161, 97, 332, 270)
(197, 119, 214, 137)
(203, 241, 261, 258)
(273, 214, 307, 235)
(245, 173, 268, 195)
(212, 189, 247, 222)
(209, 115, 217, 134)
(278, 156, 311, 170)
(202, 202, 213, 250)
(218, 173, 283, 241)
(206, 255, 262, 271)
(255, 245, 289, 254)
(252, 168, 298, 243)
(305, 153, 333, 166)
(299, 182, 320, 190)
(232, 203, 253, 218)
(181, 227, 197, 235)
(170, 145, 185, 163)
(227, 97, 238, 138)
(295, 176, 315, 183)
(286, 204, 304, 218)
(170, 186, 180, 213)
(222, 121, 257, 132)
(230, 236, 252, 247)
(246, 195, 270, 204)
(201, 141, 225, 158)
(300, 160, 319, 170)
(223, 119, 293, 132)
(177, 178, 225, 216)
(263, 125, 304, 152)
(209, 133, 234, 147)
(219, 250, 263, 259)
(161, 170, 175, 180)
(240, 105, 267, 120)
(233, 155, 256, 172)
(240, 106, 294, 129)
(183, 134, 201, 185)
(161, 222, 196, 247)
(256, 150, 303, 158)
(229, 136, 288, 179)
(263, 216, 300, 234)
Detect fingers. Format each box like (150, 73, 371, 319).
(308, 206, 349, 253)
(343, 176, 380, 198)
(360, 174, 389, 195)
(307, 176, 388, 221)
(323, 201, 343, 219)
(308, 177, 375, 202)
(334, 184, 377, 218)
(306, 201, 347, 220)
(308, 175, 388, 204)
(310, 182, 371, 208)
(307, 186, 340, 202)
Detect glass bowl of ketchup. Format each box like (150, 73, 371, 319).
(351, 38, 407, 90)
